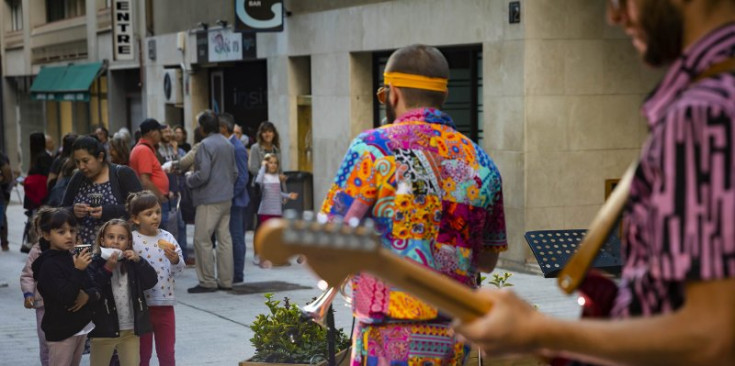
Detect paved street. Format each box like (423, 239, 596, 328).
(0, 198, 580, 365)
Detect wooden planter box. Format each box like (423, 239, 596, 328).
(241, 348, 542, 366)
(240, 348, 350, 366)
(467, 348, 547, 366)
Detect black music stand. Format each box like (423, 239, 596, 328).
(524, 229, 622, 278)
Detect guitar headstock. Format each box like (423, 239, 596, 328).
(254, 210, 382, 286)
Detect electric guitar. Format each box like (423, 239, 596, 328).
(254, 164, 635, 365)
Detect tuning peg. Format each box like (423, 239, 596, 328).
(329, 217, 345, 248)
(363, 218, 375, 232)
(284, 209, 298, 221)
(361, 219, 377, 250)
(348, 217, 360, 228)
(331, 216, 344, 230)
(302, 210, 315, 222)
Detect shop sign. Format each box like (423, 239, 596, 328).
(113, 0, 134, 61)
(208, 29, 243, 62)
(235, 0, 284, 32)
(200, 30, 257, 63)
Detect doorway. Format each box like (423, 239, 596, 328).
(297, 95, 312, 172)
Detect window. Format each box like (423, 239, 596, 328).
(373, 46, 484, 143)
(46, 0, 85, 23)
(8, 0, 22, 31)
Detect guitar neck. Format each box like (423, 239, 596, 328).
(557, 162, 636, 294)
(373, 248, 492, 323)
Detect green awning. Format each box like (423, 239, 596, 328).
(30, 62, 103, 102)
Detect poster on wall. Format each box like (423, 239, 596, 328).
(197, 30, 256, 63)
(208, 29, 244, 62)
(113, 0, 134, 61)
(235, 0, 284, 32)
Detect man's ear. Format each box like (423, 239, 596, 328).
(389, 85, 400, 106)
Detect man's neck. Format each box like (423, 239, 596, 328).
(140, 137, 156, 146)
(683, 4, 735, 50)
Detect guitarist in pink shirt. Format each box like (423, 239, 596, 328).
(454, 1, 735, 365)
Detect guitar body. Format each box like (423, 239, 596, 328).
(550, 270, 619, 366)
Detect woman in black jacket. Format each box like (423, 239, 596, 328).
(61, 136, 142, 245)
(87, 219, 157, 366)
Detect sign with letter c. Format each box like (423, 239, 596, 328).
(235, 0, 284, 32)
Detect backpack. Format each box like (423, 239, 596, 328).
(46, 175, 71, 207)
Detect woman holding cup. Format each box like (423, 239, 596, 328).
(61, 136, 143, 244)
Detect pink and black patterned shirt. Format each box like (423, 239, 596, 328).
(613, 23, 735, 318)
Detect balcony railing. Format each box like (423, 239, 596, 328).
(3, 30, 24, 49)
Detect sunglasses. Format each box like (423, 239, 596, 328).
(376, 86, 389, 105)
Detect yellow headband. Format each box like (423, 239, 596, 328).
(383, 72, 448, 92)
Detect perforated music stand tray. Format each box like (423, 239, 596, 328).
(524, 230, 622, 278)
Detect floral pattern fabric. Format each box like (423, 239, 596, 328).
(351, 320, 468, 366)
(73, 181, 117, 244)
(321, 108, 506, 365)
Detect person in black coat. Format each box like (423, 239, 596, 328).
(86, 219, 158, 366)
(32, 208, 101, 366)
(61, 136, 142, 245)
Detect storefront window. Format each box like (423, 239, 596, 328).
(7, 0, 22, 31)
(46, 0, 85, 23)
(373, 46, 483, 143)
(90, 76, 109, 128)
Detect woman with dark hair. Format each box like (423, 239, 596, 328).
(47, 133, 78, 188)
(61, 136, 143, 244)
(247, 121, 281, 177)
(24, 132, 54, 210)
(173, 125, 191, 153)
(46, 133, 79, 207)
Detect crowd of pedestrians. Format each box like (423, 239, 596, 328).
(3, 111, 285, 366)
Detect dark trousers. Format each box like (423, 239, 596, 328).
(244, 184, 260, 232)
(230, 205, 246, 283)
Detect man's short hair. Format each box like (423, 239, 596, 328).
(385, 44, 449, 108)
(197, 110, 219, 134)
(219, 113, 235, 134)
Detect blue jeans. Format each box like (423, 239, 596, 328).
(230, 205, 246, 283)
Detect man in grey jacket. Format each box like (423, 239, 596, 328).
(186, 110, 238, 293)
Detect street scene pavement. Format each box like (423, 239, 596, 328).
(0, 197, 580, 365)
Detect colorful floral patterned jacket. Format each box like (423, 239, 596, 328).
(320, 108, 507, 323)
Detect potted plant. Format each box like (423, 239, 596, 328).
(241, 293, 351, 366)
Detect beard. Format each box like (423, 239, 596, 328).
(640, 0, 684, 67)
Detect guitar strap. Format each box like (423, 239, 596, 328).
(692, 57, 735, 83)
(557, 56, 735, 293)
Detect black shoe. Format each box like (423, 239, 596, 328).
(187, 285, 217, 293)
(217, 285, 233, 291)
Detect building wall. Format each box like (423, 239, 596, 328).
(255, 0, 661, 266)
(152, 0, 235, 35)
(0, 0, 145, 172)
(519, 1, 662, 267)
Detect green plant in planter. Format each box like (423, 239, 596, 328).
(487, 272, 514, 289)
(249, 293, 351, 364)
